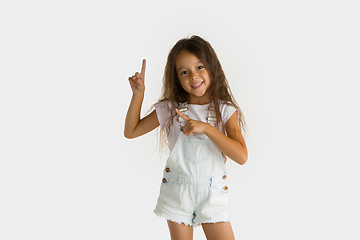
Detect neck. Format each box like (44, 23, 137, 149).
(187, 96, 211, 105)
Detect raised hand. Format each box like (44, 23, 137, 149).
(128, 59, 146, 95)
(175, 108, 210, 136)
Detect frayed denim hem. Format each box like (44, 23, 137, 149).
(154, 210, 193, 227)
(192, 219, 230, 227)
(154, 210, 230, 227)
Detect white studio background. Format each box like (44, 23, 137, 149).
(0, 0, 359, 239)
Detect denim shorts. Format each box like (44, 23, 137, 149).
(154, 166, 230, 227)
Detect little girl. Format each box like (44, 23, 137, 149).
(125, 36, 248, 240)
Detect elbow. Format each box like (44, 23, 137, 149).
(124, 131, 135, 139)
(232, 143, 248, 165)
(239, 157, 247, 165)
(124, 128, 142, 139)
(236, 153, 248, 165)
(228, 148, 248, 165)
(229, 155, 247, 165)
(239, 147, 248, 165)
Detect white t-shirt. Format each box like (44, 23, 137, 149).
(155, 101, 237, 152)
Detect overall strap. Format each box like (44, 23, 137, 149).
(206, 102, 217, 126)
(177, 102, 217, 126)
(177, 102, 189, 126)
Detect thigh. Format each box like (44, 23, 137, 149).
(167, 220, 193, 240)
(202, 222, 235, 240)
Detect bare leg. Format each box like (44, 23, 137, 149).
(167, 220, 193, 240)
(202, 222, 235, 240)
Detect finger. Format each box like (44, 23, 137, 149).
(182, 123, 189, 135)
(140, 59, 146, 77)
(180, 126, 185, 134)
(182, 122, 195, 136)
(135, 72, 140, 79)
(180, 124, 188, 135)
(128, 78, 137, 89)
(175, 109, 190, 121)
(129, 76, 136, 83)
(184, 123, 192, 134)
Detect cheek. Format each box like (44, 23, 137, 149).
(205, 77, 213, 90)
(179, 78, 188, 88)
(203, 74, 211, 85)
(177, 81, 185, 91)
(201, 71, 210, 81)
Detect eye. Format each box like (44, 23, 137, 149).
(197, 66, 204, 70)
(180, 71, 188, 75)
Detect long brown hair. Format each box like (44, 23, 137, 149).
(154, 35, 246, 149)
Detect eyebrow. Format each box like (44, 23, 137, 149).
(177, 61, 203, 72)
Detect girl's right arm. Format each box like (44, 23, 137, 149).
(124, 59, 160, 139)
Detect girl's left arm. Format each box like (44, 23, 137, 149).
(176, 110, 248, 165)
(205, 112, 248, 165)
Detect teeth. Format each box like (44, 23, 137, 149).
(192, 82, 203, 87)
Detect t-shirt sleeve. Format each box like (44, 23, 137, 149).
(221, 103, 237, 125)
(154, 101, 172, 129)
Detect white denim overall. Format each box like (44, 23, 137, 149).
(154, 102, 230, 227)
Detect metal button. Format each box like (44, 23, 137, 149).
(222, 174, 227, 180)
(224, 186, 228, 191)
(162, 178, 167, 183)
(165, 167, 170, 173)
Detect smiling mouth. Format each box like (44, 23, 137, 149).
(191, 81, 204, 89)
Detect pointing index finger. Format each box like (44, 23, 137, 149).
(175, 108, 190, 121)
(140, 59, 146, 76)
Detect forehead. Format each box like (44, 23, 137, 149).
(175, 50, 202, 67)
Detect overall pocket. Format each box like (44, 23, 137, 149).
(185, 137, 211, 164)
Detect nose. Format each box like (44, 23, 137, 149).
(191, 73, 199, 81)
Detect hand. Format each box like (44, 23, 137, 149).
(175, 109, 209, 136)
(128, 59, 146, 95)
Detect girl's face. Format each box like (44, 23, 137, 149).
(175, 50, 211, 105)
